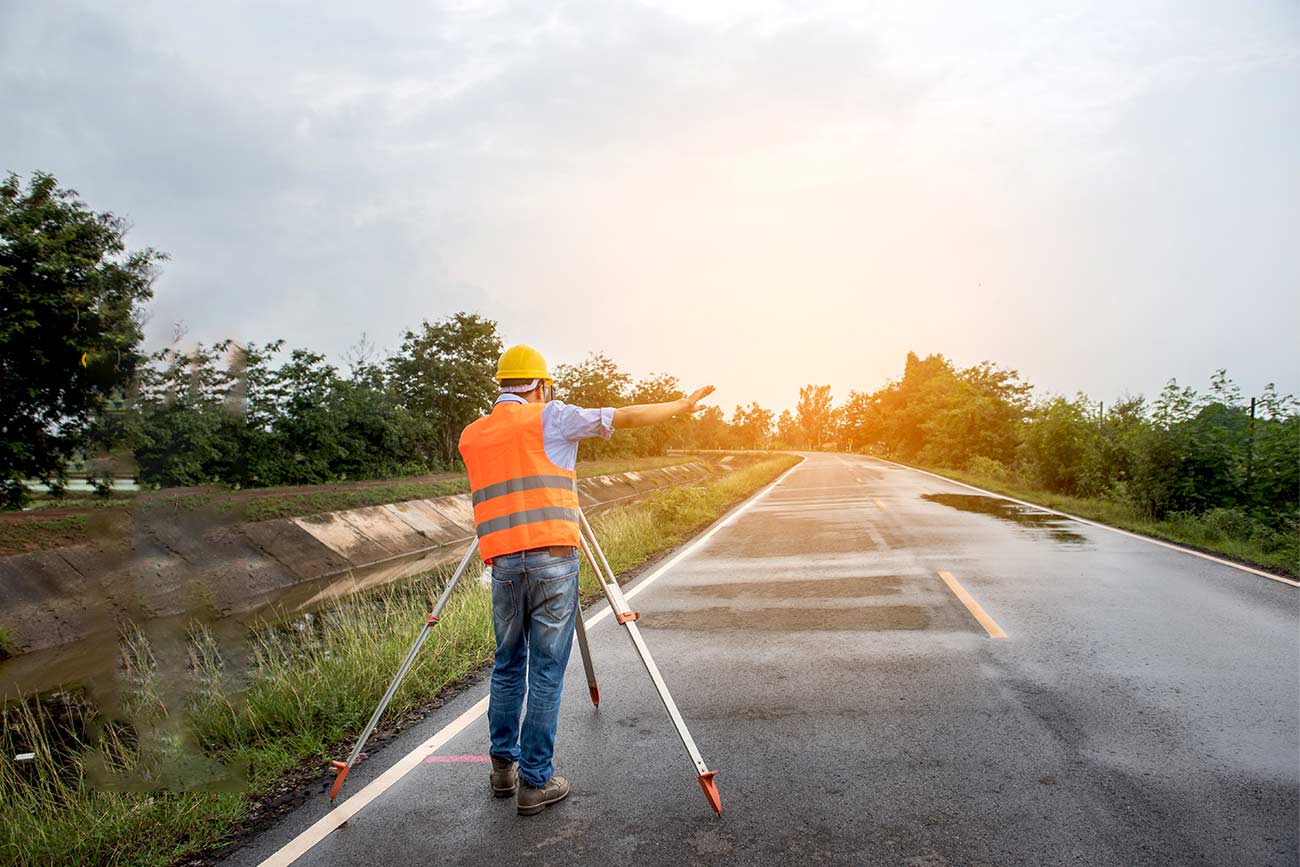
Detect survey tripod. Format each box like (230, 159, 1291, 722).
(328, 507, 723, 815)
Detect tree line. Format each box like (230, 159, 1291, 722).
(119, 334, 799, 488)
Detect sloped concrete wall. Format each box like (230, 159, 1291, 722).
(0, 463, 714, 657)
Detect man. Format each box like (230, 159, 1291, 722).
(458, 344, 714, 816)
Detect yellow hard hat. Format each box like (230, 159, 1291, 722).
(496, 344, 552, 383)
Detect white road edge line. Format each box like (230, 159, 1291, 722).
(258, 455, 806, 867)
(870, 456, 1299, 588)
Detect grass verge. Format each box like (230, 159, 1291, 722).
(0, 515, 90, 557)
(895, 459, 1298, 577)
(234, 480, 468, 522)
(0, 454, 796, 867)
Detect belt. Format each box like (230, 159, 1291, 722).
(522, 545, 576, 557)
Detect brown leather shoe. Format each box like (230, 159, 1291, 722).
(490, 757, 518, 798)
(516, 774, 570, 815)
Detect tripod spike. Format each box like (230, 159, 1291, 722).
(574, 601, 600, 707)
(329, 761, 350, 802)
(698, 771, 721, 814)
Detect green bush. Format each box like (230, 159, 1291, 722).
(966, 455, 1011, 483)
(1193, 507, 1257, 542)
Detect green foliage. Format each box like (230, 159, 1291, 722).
(1017, 395, 1094, 494)
(731, 402, 774, 450)
(774, 409, 800, 448)
(129, 340, 430, 488)
(387, 313, 502, 467)
(629, 372, 688, 455)
(553, 351, 631, 408)
(839, 353, 1029, 464)
(0, 172, 163, 509)
(552, 354, 730, 459)
(0, 625, 13, 659)
(797, 384, 833, 448)
(919, 362, 1030, 466)
(966, 455, 1011, 483)
(551, 354, 779, 456)
(686, 405, 731, 449)
(554, 351, 635, 460)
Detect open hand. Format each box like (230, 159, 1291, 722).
(683, 385, 715, 413)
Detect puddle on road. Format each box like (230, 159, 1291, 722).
(641, 605, 929, 632)
(682, 575, 904, 599)
(921, 494, 1087, 544)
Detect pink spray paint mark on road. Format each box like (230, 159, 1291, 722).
(423, 754, 491, 764)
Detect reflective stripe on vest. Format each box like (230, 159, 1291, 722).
(471, 474, 576, 507)
(458, 401, 581, 561)
(475, 505, 581, 538)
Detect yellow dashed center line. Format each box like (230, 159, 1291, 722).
(873, 498, 887, 510)
(938, 571, 1007, 639)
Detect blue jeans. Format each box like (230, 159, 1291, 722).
(487, 548, 580, 788)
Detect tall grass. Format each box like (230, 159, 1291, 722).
(0, 454, 797, 867)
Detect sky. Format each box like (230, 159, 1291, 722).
(3, 0, 1297, 414)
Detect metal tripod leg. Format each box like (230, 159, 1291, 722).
(329, 538, 481, 802)
(576, 509, 722, 815)
(574, 606, 600, 706)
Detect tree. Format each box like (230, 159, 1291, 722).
(630, 372, 685, 455)
(129, 342, 240, 487)
(386, 313, 502, 468)
(552, 352, 635, 459)
(0, 172, 163, 508)
(130, 338, 429, 487)
(838, 390, 881, 453)
(775, 409, 800, 448)
(1016, 395, 1092, 494)
(1249, 384, 1299, 516)
(690, 405, 730, 449)
(797, 384, 833, 449)
(553, 352, 631, 408)
(731, 402, 774, 450)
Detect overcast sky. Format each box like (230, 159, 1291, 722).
(3, 0, 1297, 413)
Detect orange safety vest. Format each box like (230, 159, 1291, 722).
(458, 401, 581, 562)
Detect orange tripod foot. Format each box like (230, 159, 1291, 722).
(698, 770, 722, 814)
(589, 684, 601, 707)
(329, 761, 350, 802)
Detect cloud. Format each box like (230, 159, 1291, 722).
(2, 0, 1296, 410)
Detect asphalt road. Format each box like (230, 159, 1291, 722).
(228, 453, 1299, 867)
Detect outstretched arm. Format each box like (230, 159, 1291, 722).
(612, 385, 715, 429)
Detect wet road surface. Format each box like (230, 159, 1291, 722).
(228, 453, 1299, 867)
